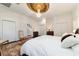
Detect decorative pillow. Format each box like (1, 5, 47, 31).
(61, 33, 78, 48)
(61, 33, 73, 42)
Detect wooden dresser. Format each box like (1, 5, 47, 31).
(20, 35, 32, 40)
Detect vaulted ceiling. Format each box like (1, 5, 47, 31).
(0, 3, 78, 20)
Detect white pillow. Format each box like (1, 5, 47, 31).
(61, 35, 76, 48)
(61, 33, 79, 48)
(61, 33, 74, 42)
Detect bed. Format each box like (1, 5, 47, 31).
(20, 35, 74, 56)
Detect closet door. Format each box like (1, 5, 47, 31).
(3, 20, 16, 42)
(0, 21, 2, 40)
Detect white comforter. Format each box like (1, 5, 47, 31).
(20, 35, 74, 56)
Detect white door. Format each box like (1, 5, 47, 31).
(3, 20, 16, 42)
(0, 21, 2, 40)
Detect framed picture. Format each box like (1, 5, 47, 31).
(27, 24, 32, 28)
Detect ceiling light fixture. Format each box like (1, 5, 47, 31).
(36, 9, 41, 17)
(27, 3, 49, 17)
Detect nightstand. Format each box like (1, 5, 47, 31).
(33, 31, 39, 38)
(46, 31, 54, 36)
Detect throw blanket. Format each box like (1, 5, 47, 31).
(61, 34, 79, 55)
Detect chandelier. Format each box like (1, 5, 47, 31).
(27, 3, 49, 17)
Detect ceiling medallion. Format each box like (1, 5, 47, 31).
(27, 3, 49, 17)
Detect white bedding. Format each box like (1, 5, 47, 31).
(61, 34, 79, 56)
(20, 35, 74, 56)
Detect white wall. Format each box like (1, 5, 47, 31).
(35, 13, 73, 36)
(0, 4, 38, 40)
(46, 13, 73, 36)
(0, 4, 75, 40)
(73, 5, 79, 30)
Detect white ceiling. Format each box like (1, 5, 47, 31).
(1, 3, 78, 20)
